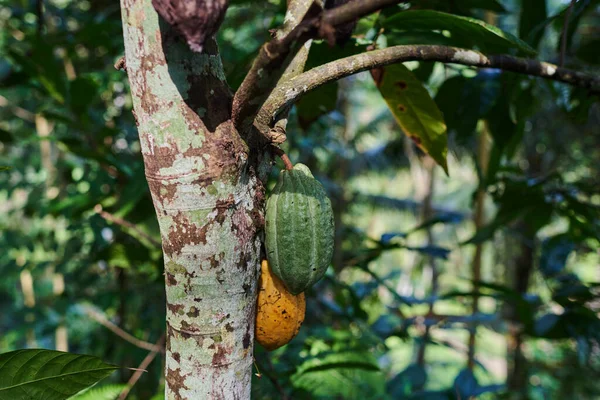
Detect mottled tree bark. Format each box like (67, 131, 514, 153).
(120, 1, 264, 398)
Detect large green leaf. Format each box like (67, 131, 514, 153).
(373, 63, 448, 173)
(383, 10, 536, 55)
(297, 40, 368, 129)
(408, 0, 506, 14)
(0, 349, 118, 400)
(519, 0, 547, 48)
(296, 82, 338, 129)
(291, 351, 385, 399)
(69, 384, 126, 400)
(457, 0, 506, 12)
(7, 38, 67, 104)
(387, 364, 427, 397)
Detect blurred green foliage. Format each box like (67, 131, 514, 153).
(1, 0, 599, 399)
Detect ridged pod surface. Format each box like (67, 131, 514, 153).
(255, 260, 306, 351)
(265, 163, 334, 295)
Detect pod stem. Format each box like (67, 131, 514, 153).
(271, 146, 294, 171)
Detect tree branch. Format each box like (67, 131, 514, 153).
(232, 0, 404, 133)
(259, 45, 600, 126)
(118, 334, 165, 400)
(94, 204, 161, 248)
(84, 306, 165, 353)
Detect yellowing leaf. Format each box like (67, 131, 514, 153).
(372, 64, 448, 174)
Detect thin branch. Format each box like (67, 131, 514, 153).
(84, 306, 165, 353)
(254, 355, 290, 400)
(36, 0, 44, 37)
(414, 158, 437, 367)
(118, 334, 165, 400)
(232, 0, 404, 132)
(0, 95, 36, 122)
(114, 56, 127, 72)
(467, 124, 490, 370)
(259, 45, 600, 126)
(559, 0, 577, 67)
(94, 204, 162, 248)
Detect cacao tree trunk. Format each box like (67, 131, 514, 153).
(120, 1, 266, 397)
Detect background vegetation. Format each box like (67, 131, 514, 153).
(1, 0, 599, 398)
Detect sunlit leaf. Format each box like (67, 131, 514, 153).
(69, 384, 126, 400)
(0, 349, 118, 400)
(291, 351, 385, 399)
(372, 63, 448, 173)
(383, 10, 536, 55)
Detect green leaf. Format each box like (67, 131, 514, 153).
(69, 384, 126, 400)
(69, 76, 100, 115)
(435, 71, 503, 143)
(464, 176, 554, 244)
(404, 0, 506, 13)
(291, 351, 385, 400)
(383, 10, 536, 56)
(7, 39, 67, 104)
(373, 63, 448, 173)
(458, 0, 506, 12)
(539, 234, 575, 277)
(519, 0, 547, 48)
(0, 128, 14, 144)
(296, 82, 338, 129)
(296, 40, 368, 129)
(385, 30, 459, 47)
(0, 349, 118, 400)
(387, 364, 427, 397)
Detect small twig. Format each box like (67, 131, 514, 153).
(559, 0, 577, 67)
(255, 355, 290, 400)
(36, 0, 44, 36)
(468, 124, 490, 370)
(0, 95, 35, 122)
(85, 306, 165, 353)
(95, 204, 161, 248)
(114, 56, 127, 72)
(253, 357, 262, 378)
(118, 334, 165, 400)
(270, 146, 294, 170)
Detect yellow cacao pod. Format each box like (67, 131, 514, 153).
(255, 260, 306, 351)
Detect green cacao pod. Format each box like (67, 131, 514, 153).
(265, 163, 334, 295)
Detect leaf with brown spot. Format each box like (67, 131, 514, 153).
(395, 81, 408, 90)
(373, 63, 448, 174)
(370, 67, 384, 87)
